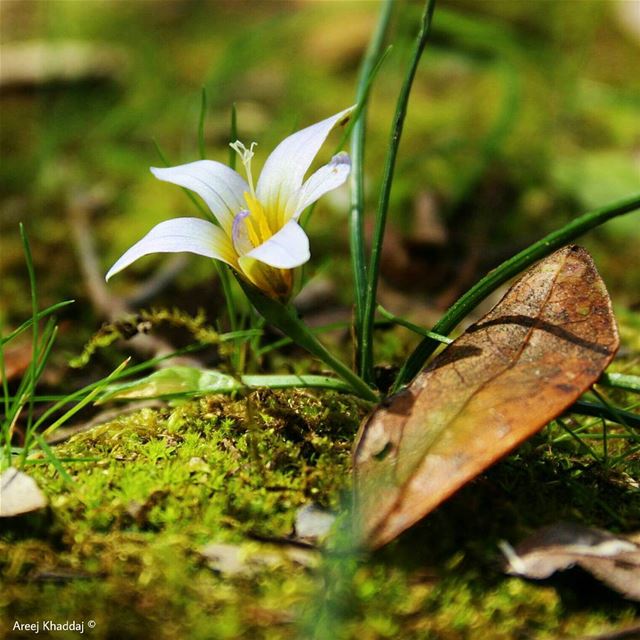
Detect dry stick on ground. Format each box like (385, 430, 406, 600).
(67, 190, 199, 364)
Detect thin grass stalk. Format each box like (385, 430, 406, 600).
(1, 300, 74, 347)
(19, 224, 39, 443)
(376, 305, 452, 344)
(1, 319, 11, 468)
(394, 192, 640, 391)
(350, 0, 394, 369)
(360, 0, 437, 384)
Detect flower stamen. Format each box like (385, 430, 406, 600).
(229, 140, 258, 197)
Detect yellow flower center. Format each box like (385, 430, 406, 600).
(242, 191, 274, 247)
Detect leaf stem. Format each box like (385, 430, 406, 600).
(394, 192, 640, 391)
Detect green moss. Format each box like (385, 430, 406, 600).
(2, 387, 639, 639)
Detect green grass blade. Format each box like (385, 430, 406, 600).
(0, 300, 74, 347)
(31, 432, 73, 483)
(360, 0, 438, 384)
(350, 0, 394, 367)
(569, 399, 640, 431)
(376, 305, 452, 344)
(394, 192, 640, 390)
(19, 224, 39, 439)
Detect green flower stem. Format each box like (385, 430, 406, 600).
(393, 192, 640, 391)
(238, 280, 379, 402)
(360, 0, 437, 385)
(350, 0, 394, 345)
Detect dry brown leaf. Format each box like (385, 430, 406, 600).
(501, 522, 640, 602)
(354, 246, 619, 548)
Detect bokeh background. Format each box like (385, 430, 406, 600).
(2, 0, 639, 366)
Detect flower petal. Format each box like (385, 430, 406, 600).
(106, 218, 237, 280)
(231, 210, 254, 256)
(256, 106, 355, 222)
(291, 152, 351, 218)
(150, 161, 248, 235)
(246, 219, 310, 269)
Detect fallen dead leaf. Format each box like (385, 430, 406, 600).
(501, 522, 640, 602)
(354, 245, 619, 548)
(0, 468, 48, 517)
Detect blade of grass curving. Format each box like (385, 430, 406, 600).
(34, 359, 130, 440)
(1, 300, 74, 347)
(376, 305, 452, 344)
(33, 320, 58, 382)
(394, 192, 640, 390)
(31, 432, 73, 483)
(591, 386, 636, 439)
(350, 0, 394, 364)
(337, 45, 393, 154)
(360, 0, 437, 385)
(18, 360, 129, 469)
(556, 417, 600, 461)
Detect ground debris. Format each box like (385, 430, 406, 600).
(0, 468, 48, 517)
(501, 522, 640, 601)
(200, 541, 318, 577)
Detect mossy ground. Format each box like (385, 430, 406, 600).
(2, 382, 638, 640)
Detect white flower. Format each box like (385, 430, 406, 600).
(106, 107, 354, 300)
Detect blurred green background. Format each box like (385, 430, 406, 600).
(1, 0, 639, 352)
